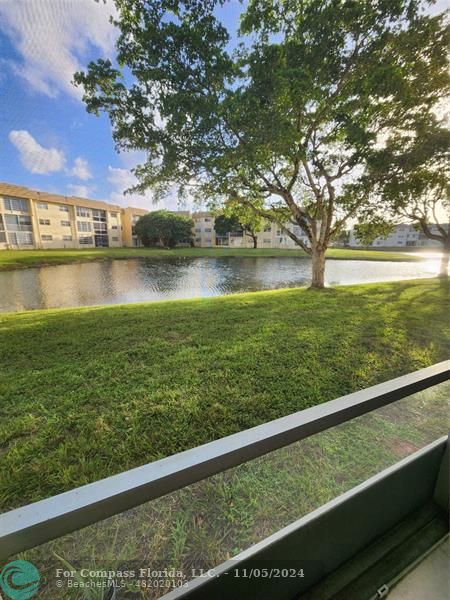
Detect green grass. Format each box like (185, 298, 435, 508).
(3, 278, 449, 599)
(1, 278, 448, 512)
(24, 380, 450, 600)
(0, 246, 423, 271)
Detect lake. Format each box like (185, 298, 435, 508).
(0, 255, 441, 312)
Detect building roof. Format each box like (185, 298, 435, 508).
(0, 182, 216, 218)
(0, 182, 123, 212)
(121, 206, 149, 216)
(192, 211, 213, 218)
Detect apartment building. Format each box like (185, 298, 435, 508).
(349, 223, 447, 248)
(0, 183, 124, 250)
(121, 206, 149, 247)
(192, 211, 310, 249)
(192, 212, 216, 247)
(0, 182, 313, 250)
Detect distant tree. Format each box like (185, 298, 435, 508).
(215, 202, 264, 248)
(223, 200, 264, 248)
(134, 211, 193, 248)
(74, 0, 449, 287)
(214, 214, 242, 239)
(352, 218, 396, 247)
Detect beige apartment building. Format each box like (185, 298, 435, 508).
(0, 183, 125, 250)
(0, 182, 312, 250)
(120, 206, 149, 247)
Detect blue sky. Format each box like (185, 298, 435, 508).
(0, 0, 242, 210)
(0, 0, 446, 211)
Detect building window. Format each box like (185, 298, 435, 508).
(41, 235, 53, 241)
(111, 225, 118, 230)
(3, 197, 29, 212)
(63, 235, 72, 241)
(9, 231, 33, 245)
(112, 236, 119, 241)
(4, 214, 33, 231)
(0, 232, 5, 243)
(92, 209, 107, 222)
(204, 228, 212, 233)
(60, 220, 71, 227)
(59, 205, 70, 212)
(263, 224, 271, 232)
(77, 221, 91, 232)
(216, 236, 229, 246)
(93, 222, 107, 233)
(110, 212, 118, 218)
(79, 236, 93, 245)
(36, 202, 48, 210)
(76, 207, 91, 218)
(204, 217, 212, 222)
(39, 218, 51, 225)
(263, 239, 271, 244)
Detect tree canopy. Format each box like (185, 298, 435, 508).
(134, 210, 194, 248)
(214, 214, 242, 237)
(74, 0, 450, 287)
(215, 201, 264, 247)
(355, 114, 450, 274)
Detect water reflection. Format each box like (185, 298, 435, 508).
(0, 256, 440, 312)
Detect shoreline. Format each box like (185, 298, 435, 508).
(0, 247, 426, 272)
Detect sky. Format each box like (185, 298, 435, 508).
(0, 0, 447, 212)
(0, 0, 242, 210)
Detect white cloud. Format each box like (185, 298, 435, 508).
(67, 183, 95, 198)
(70, 157, 92, 180)
(0, 0, 117, 100)
(1, 0, 444, 102)
(9, 130, 65, 174)
(9, 130, 96, 184)
(107, 165, 188, 211)
(107, 166, 155, 209)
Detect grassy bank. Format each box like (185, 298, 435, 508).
(0, 246, 424, 271)
(1, 278, 448, 512)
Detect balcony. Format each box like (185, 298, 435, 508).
(0, 362, 448, 599)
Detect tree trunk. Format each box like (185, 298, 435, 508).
(311, 247, 326, 289)
(252, 233, 257, 248)
(439, 241, 450, 277)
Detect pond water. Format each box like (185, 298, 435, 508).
(0, 256, 441, 312)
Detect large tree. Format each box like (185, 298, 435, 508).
(75, 0, 449, 287)
(134, 210, 194, 248)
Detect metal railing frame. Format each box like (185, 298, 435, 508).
(0, 361, 448, 561)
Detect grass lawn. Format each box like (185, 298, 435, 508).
(0, 246, 424, 271)
(1, 278, 448, 513)
(2, 278, 449, 598)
